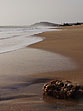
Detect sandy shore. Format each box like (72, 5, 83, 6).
(0, 25, 83, 111)
(30, 25, 83, 85)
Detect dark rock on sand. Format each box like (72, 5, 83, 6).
(43, 80, 83, 99)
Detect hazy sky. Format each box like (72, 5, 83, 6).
(0, 0, 83, 25)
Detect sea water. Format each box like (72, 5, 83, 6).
(0, 26, 58, 53)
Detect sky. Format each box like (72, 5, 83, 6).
(0, 0, 83, 26)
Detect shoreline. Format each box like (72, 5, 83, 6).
(29, 24, 83, 85)
(0, 25, 83, 111)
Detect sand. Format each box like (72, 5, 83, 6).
(30, 24, 83, 85)
(0, 25, 83, 111)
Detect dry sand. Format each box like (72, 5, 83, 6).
(0, 25, 83, 111)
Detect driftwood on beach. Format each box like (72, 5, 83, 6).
(43, 80, 83, 99)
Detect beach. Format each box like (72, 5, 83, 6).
(0, 25, 83, 111)
(30, 25, 83, 84)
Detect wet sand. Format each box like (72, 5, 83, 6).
(0, 25, 83, 111)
